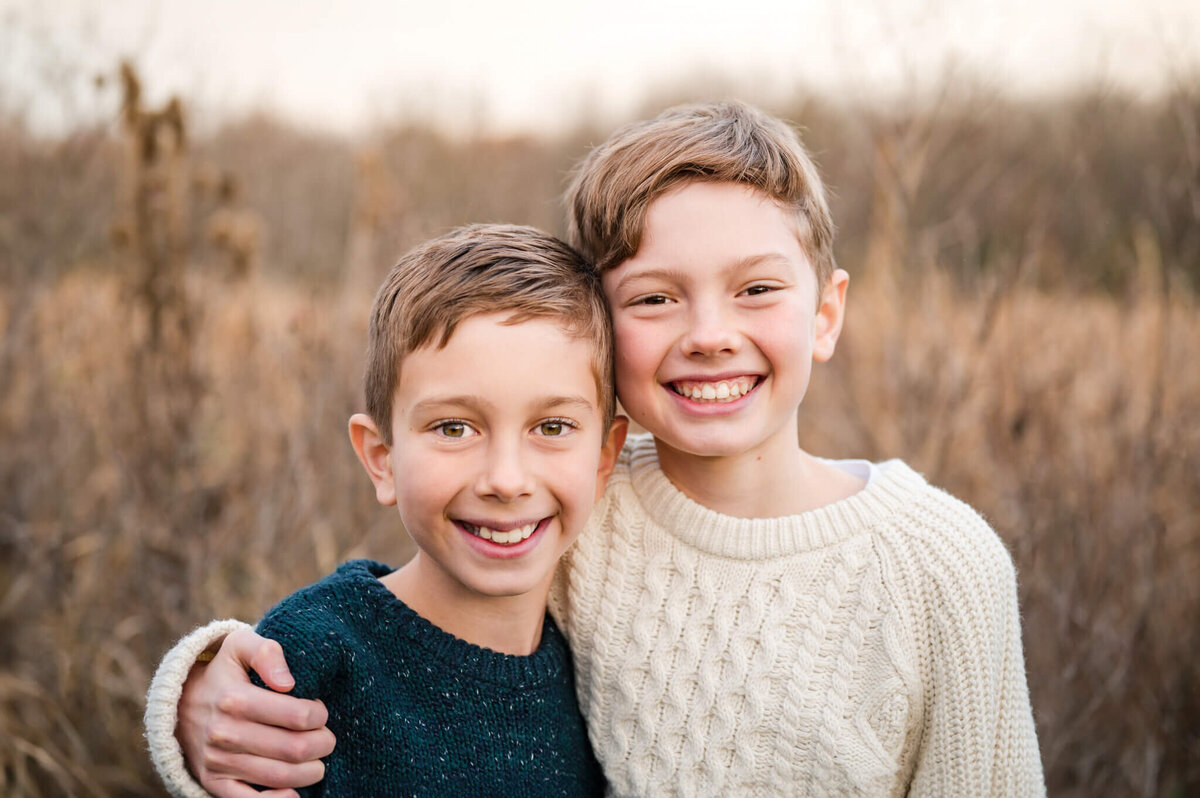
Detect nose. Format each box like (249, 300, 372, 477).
(680, 297, 740, 357)
(474, 439, 536, 502)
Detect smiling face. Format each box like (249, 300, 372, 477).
(353, 312, 623, 605)
(603, 180, 847, 473)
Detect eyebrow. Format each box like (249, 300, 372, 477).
(613, 253, 795, 292)
(539, 395, 599, 413)
(729, 252, 795, 272)
(611, 267, 689, 294)
(409, 394, 597, 416)
(409, 395, 493, 415)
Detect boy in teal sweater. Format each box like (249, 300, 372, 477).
(144, 224, 626, 795)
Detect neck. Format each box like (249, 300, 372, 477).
(380, 555, 549, 656)
(653, 432, 864, 518)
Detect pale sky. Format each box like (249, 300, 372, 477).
(4, 0, 1199, 137)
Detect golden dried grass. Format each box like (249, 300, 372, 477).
(2, 71, 1198, 796)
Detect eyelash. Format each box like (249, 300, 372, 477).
(631, 285, 778, 305)
(536, 417, 577, 437)
(431, 418, 577, 438)
(432, 419, 475, 438)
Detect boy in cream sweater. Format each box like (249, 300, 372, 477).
(145, 102, 1045, 797)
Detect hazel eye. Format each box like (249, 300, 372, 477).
(434, 420, 475, 439)
(536, 418, 575, 437)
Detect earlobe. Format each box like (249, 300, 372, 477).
(813, 269, 849, 363)
(594, 416, 629, 500)
(348, 413, 398, 506)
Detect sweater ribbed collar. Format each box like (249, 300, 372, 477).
(345, 560, 570, 688)
(623, 436, 928, 560)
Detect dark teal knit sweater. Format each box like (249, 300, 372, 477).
(253, 559, 605, 797)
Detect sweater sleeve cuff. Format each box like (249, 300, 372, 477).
(144, 619, 254, 798)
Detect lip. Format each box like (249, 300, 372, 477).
(668, 369, 761, 382)
(456, 517, 551, 560)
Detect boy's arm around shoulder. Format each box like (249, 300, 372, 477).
(144, 594, 342, 797)
(892, 487, 1046, 797)
(145, 619, 255, 798)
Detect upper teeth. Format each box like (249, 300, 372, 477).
(470, 522, 537, 544)
(672, 377, 756, 403)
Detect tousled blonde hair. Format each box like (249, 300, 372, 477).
(565, 101, 836, 289)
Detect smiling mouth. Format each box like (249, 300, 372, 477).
(460, 520, 540, 546)
(670, 376, 759, 403)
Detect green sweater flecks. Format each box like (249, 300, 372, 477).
(254, 559, 605, 798)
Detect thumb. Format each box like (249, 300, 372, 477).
(222, 628, 296, 692)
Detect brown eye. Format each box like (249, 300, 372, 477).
(435, 421, 472, 438)
(539, 421, 565, 436)
(538, 418, 576, 437)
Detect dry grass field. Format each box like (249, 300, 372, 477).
(1, 65, 1198, 796)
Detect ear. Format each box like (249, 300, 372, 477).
(349, 413, 397, 506)
(813, 268, 849, 363)
(594, 416, 629, 501)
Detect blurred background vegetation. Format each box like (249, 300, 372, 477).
(1, 16, 1199, 797)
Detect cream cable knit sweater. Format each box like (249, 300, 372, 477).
(547, 436, 1044, 797)
(145, 437, 1044, 797)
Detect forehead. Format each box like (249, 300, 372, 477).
(647, 180, 796, 237)
(608, 181, 812, 282)
(397, 313, 601, 405)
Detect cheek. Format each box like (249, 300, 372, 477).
(549, 454, 601, 517)
(392, 447, 454, 514)
(613, 355, 638, 400)
(759, 303, 814, 358)
(764, 326, 808, 360)
(761, 329, 815, 394)
(613, 320, 662, 390)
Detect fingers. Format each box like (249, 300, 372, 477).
(222, 629, 295, 692)
(206, 777, 299, 798)
(205, 711, 336, 760)
(178, 628, 334, 792)
(200, 751, 325, 792)
(214, 683, 329, 731)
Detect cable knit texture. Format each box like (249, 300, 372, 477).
(548, 435, 1045, 797)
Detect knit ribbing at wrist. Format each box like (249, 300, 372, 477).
(144, 618, 252, 798)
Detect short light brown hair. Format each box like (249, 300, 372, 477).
(565, 101, 836, 289)
(365, 224, 614, 444)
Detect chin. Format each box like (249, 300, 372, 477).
(660, 435, 754, 460)
(654, 420, 762, 453)
(464, 572, 550, 600)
